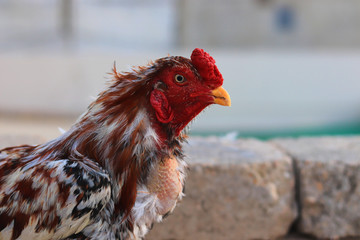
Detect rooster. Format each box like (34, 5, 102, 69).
(0, 48, 231, 240)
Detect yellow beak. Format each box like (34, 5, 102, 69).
(211, 86, 231, 106)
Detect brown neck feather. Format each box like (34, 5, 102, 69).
(36, 63, 187, 222)
(37, 74, 160, 220)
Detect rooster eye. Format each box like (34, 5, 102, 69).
(174, 74, 186, 84)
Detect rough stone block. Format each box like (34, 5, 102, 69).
(273, 137, 360, 239)
(148, 137, 297, 240)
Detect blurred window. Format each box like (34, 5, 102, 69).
(275, 5, 295, 32)
(0, 0, 174, 53)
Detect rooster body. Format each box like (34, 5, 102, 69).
(0, 49, 230, 240)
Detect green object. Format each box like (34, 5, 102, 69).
(191, 122, 360, 140)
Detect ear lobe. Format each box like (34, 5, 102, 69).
(150, 89, 174, 123)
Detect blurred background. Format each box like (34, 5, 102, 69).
(1, 0, 360, 140)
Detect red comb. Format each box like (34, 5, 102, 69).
(191, 48, 223, 89)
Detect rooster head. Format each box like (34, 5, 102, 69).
(149, 48, 231, 137)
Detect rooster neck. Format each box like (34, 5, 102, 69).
(35, 103, 161, 221)
(35, 69, 186, 223)
(37, 81, 180, 175)
(54, 107, 161, 175)
(149, 119, 185, 147)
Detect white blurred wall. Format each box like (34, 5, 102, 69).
(1, 0, 360, 134)
(177, 0, 360, 48)
(1, 50, 360, 133)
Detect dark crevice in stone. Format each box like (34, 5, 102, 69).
(270, 141, 302, 236)
(289, 155, 302, 235)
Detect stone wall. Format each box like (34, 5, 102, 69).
(2, 135, 360, 239)
(150, 136, 360, 240)
(149, 138, 297, 240)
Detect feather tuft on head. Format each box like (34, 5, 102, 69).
(190, 48, 223, 89)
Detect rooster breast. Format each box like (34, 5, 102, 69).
(147, 156, 183, 215)
(129, 155, 186, 238)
